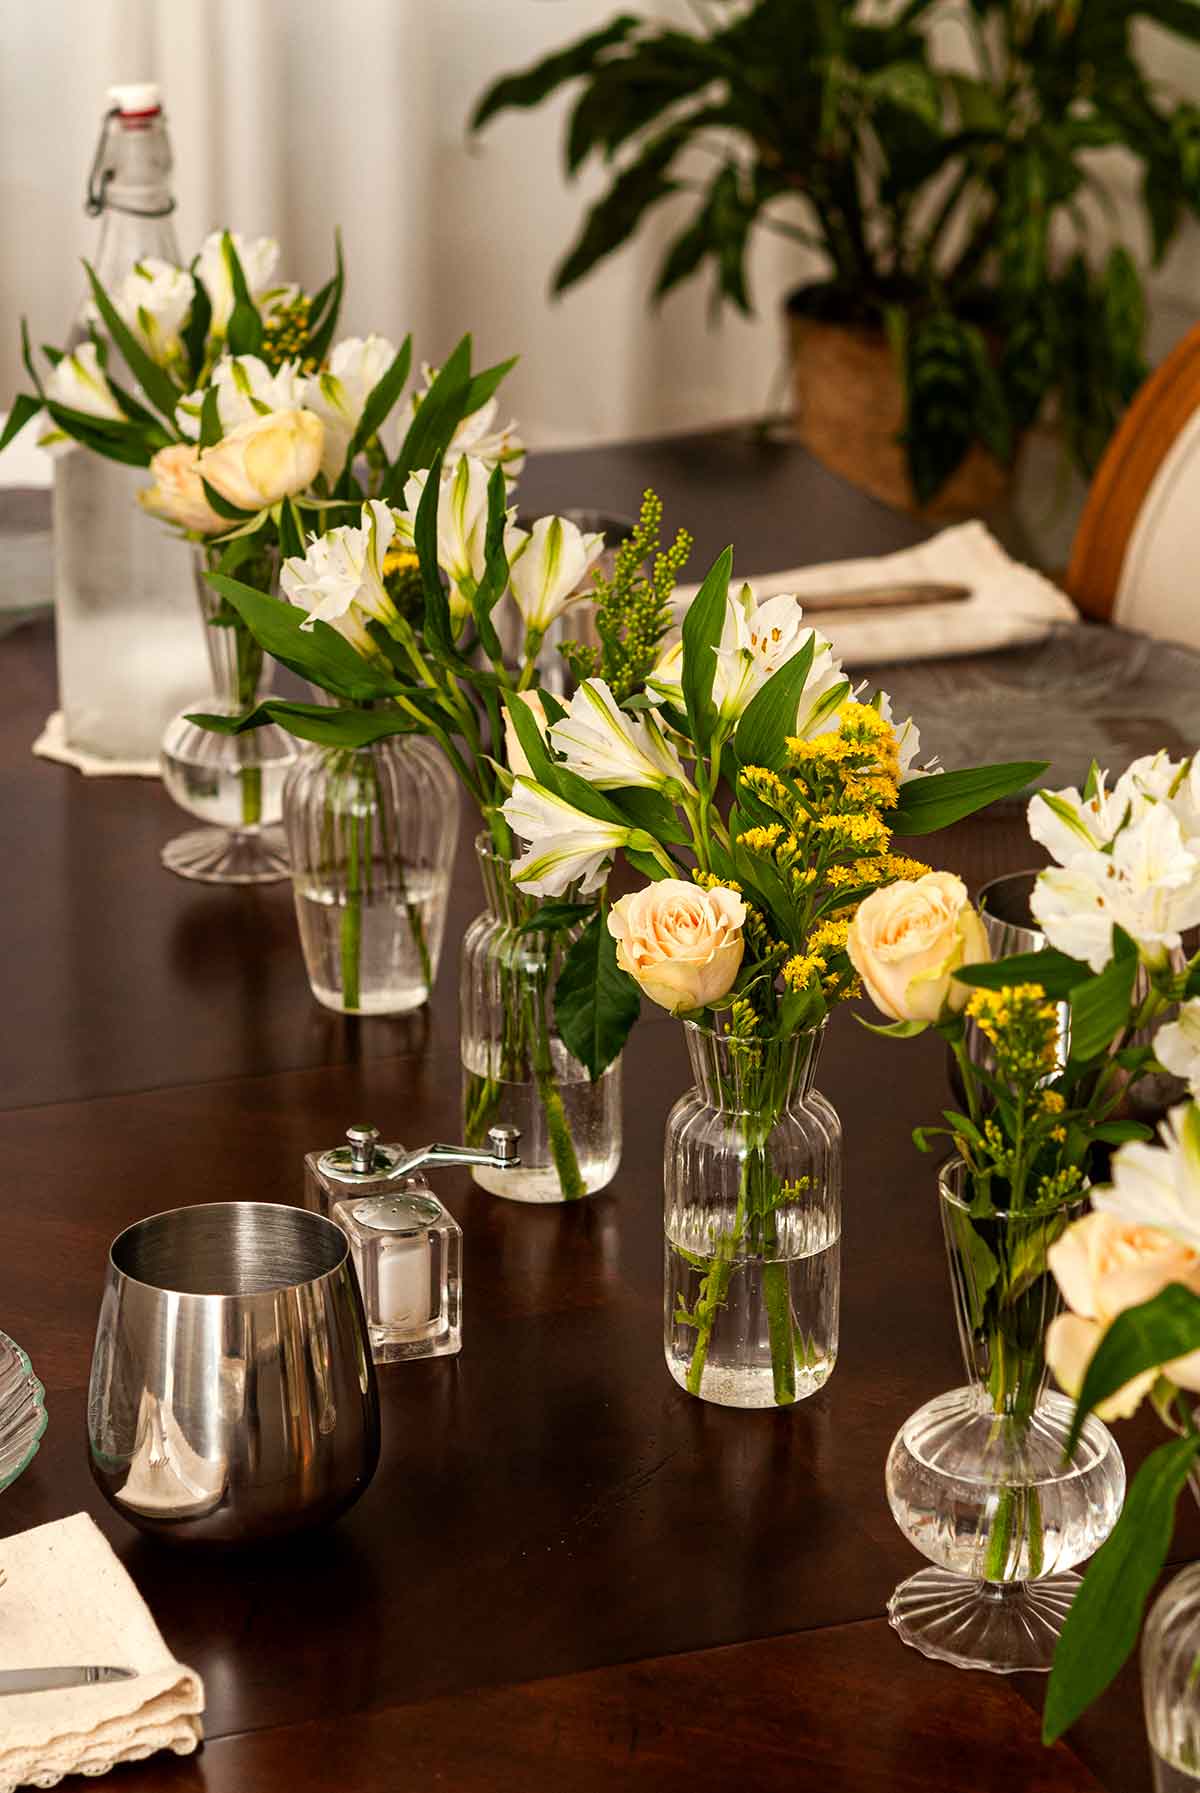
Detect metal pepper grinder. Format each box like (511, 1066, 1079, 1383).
(304, 1123, 520, 1363)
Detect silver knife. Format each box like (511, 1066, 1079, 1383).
(795, 581, 972, 614)
(0, 1665, 135, 1695)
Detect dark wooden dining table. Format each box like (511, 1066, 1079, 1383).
(1, 425, 1196, 1792)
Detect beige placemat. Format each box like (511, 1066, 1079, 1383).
(0, 1512, 203, 1791)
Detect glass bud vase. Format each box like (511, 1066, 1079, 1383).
(459, 835, 621, 1202)
(159, 547, 298, 883)
(885, 1158, 1126, 1672)
(1143, 1549, 1200, 1790)
(283, 738, 459, 1015)
(663, 1020, 842, 1409)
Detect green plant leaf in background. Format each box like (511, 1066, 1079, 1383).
(223, 232, 264, 356)
(83, 263, 182, 427)
(554, 909, 642, 1078)
(1043, 1434, 1200, 1743)
(386, 337, 473, 502)
(203, 572, 405, 702)
(188, 700, 420, 748)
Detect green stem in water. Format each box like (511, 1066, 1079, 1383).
(341, 763, 363, 1012)
(526, 975, 586, 1200)
(684, 1250, 736, 1397)
(762, 1259, 797, 1406)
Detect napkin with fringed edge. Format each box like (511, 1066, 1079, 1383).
(671, 521, 1077, 667)
(0, 1512, 203, 1792)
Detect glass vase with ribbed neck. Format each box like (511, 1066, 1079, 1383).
(459, 835, 622, 1203)
(664, 1020, 841, 1409)
(885, 1157, 1126, 1673)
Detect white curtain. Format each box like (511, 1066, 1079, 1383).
(0, 0, 801, 450)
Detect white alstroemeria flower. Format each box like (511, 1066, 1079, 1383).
(550, 679, 696, 796)
(503, 777, 634, 897)
(45, 343, 125, 420)
(280, 500, 396, 656)
(400, 455, 489, 584)
(508, 515, 605, 636)
(304, 334, 398, 480)
(1093, 1103, 1200, 1252)
(395, 363, 525, 477)
(196, 230, 281, 334)
(176, 353, 307, 441)
(116, 258, 195, 366)
(1115, 751, 1200, 852)
(1028, 773, 1132, 865)
(874, 692, 942, 782)
(1158, 1001, 1200, 1097)
(646, 636, 683, 709)
(712, 586, 840, 725)
(1031, 801, 1200, 972)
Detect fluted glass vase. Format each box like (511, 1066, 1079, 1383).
(283, 738, 459, 1015)
(459, 836, 621, 1202)
(159, 546, 298, 883)
(886, 1159, 1125, 1672)
(664, 1021, 842, 1409)
(1142, 1528, 1200, 1791)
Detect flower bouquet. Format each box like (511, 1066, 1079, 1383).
(184, 371, 693, 1188)
(856, 750, 1200, 1671)
(497, 551, 1041, 1400)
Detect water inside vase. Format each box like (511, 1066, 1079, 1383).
(663, 1218, 840, 1409)
(294, 867, 450, 1016)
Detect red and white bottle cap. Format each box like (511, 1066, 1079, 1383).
(107, 82, 162, 118)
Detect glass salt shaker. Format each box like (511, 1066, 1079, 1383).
(305, 1122, 520, 1363)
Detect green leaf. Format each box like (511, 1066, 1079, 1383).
(204, 572, 405, 702)
(199, 385, 222, 451)
(733, 634, 816, 771)
(305, 232, 345, 367)
(863, 60, 941, 130)
(223, 232, 264, 356)
(554, 911, 641, 1079)
(413, 449, 456, 658)
(385, 337, 473, 501)
(680, 544, 732, 751)
(1068, 930, 1137, 1064)
(504, 689, 561, 792)
(463, 356, 518, 416)
(0, 394, 45, 454)
(954, 948, 1091, 1000)
(343, 334, 413, 475)
(469, 465, 511, 662)
(43, 406, 152, 466)
(199, 477, 258, 523)
(182, 277, 211, 375)
(855, 1015, 929, 1038)
(1043, 1434, 1200, 1743)
(888, 761, 1048, 835)
(470, 15, 639, 130)
(608, 785, 691, 845)
(187, 700, 418, 748)
(83, 263, 182, 425)
(1069, 1283, 1200, 1453)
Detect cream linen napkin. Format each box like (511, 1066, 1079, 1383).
(0, 1513, 203, 1791)
(672, 521, 1077, 667)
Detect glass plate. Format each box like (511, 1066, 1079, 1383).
(0, 1331, 47, 1492)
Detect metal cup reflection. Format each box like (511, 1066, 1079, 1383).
(87, 1202, 380, 1544)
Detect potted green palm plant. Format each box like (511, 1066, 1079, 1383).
(473, 0, 1200, 515)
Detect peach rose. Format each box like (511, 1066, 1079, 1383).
(197, 407, 324, 511)
(1046, 1210, 1200, 1418)
(138, 443, 226, 535)
(847, 871, 989, 1024)
(607, 879, 746, 1014)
